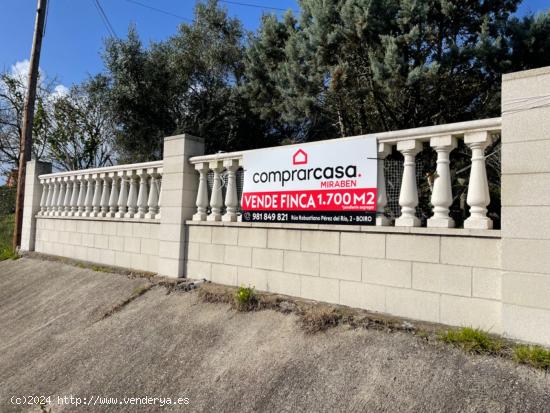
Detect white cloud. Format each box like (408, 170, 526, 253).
(7, 59, 68, 100)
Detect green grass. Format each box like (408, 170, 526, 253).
(514, 345, 550, 369)
(0, 213, 17, 261)
(234, 285, 257, 311)
(438, 327, 503, 354)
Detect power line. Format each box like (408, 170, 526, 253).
(122, 0, 194, 22)
(219, 0, 292, 12)
(93, 0, 118, 38)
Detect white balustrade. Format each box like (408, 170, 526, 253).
(428, 136, 457, 228)
(464, 131, 493, 229)
(188, 117, 501, 231)
(37, 161, 163, 222)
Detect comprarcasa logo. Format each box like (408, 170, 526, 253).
(252, 148, 358, 187)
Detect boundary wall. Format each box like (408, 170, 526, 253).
(19, 66, 550, 345)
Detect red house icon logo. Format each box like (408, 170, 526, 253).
(292, 149, 308, 165)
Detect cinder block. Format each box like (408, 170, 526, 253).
(252, 248, 283, 271)
(188, 225, 212, 243)
(76, 220, 89, 233)
(68, 232, 82, 246)
(340, 232, 385, 258)
(237, 266, 268, 290)
(283, 251, 319, 276)
(149, 224, 159, 240)
(320, 254, 361, 281)
(141, 238, 159, 255)
(502, 173, 550, 207)
(386, 234, 439, 263)
(94, 235, 109, 249)
(81, 233, 95, 247)
(301, 230, 339, 254)
(158, 224, 182, 242)
(211, 264, 238, 286)
(97, 249, 115, 266)
(185, 260, 211, 278)
(300, 276, 339, 304)
(199, 243, 225, 263)
(440, 295, 502, 333)
(58, 231, 69, 244)
(473, 268, 502, 300)
(133, 223, 151, 239)
(87, 247, 100, 263)
(224, 245, 252, 267)
(412, 263, 472, 296)
(147, 255, 159, 273)
(502, 239, 550, 274)
(386, 287, 440, 323)
(212, 226, 239, 245)
(267, 229, 301, 251)
(108, 236, 124, 251)
(102, 221, 117, 235)
(117, 222, 133, 237)
(266, 271, 301, 297)
(65, 220, 76, 232)
(74, 245, 87, 261)
(502, 271, 550, 310)
(502, 140, 550, 174)
(124, 237, 141, 253)
(362, 258, 411, 288)
(115, 251, 133, 268)
(186, 242, 200, 260)
(502, 304, 550, 346)
(339, 281, 386, 313)
(238, 228, 267, 248)
(158, 240, 183, 258)
(441, 237, 500, 269)
(501, 206, 550, 240)
(159, 258, 184, 278)
(90, 222, 103, 235)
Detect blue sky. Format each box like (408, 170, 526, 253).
(0, 0, 549, 88)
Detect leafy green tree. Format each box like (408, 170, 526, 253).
(48, 75, 116, 171)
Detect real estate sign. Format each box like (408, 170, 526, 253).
(241, 137, 378, 225)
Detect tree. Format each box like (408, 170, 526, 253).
(48, 75, 116, 171)
(0, 71, 53, 176)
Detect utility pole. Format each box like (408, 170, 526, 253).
(12, 0, 48, 251)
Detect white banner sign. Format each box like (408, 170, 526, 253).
(241, 137, 378, 225)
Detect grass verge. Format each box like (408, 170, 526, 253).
(438, 327, 503, 355)
(0, 214, 18, 261)
(514, 345, 550, 369)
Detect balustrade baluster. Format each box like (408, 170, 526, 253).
(376, 144, 392, 226)
(50, 178, 59, 216)
(70, 177, 80, 216)
(56, 179, 66, 216)
(116, 173, 129, 218)
(395, 140, 422, 227)
(108, 173, 119, 218)
(63, 177, 72, 216)
(145, 171, 160, 219)
(428, 136, 457, 228)
(136, 170, 149, 219)
(464, 131, 493, 229)
(84, 174, 94, 217)
(156, 176, 162, 220)
(77, 176, 87, 216)
(193, 162, 210, 221)
(208, 161, 224, 221)
(92, 175, 102, 217)
(39, 179, 48, 215)
(100, 174, 111, 217)
(125, 173, 139, 218)
(222, 159, 239, 222)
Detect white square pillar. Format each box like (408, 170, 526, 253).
(157, 134, 205, 278)
(20, 160, 52, 251)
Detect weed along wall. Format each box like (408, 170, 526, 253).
(19, 66, 550, 346)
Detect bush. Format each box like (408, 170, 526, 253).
(234, 285, 257, 311)
(0, 213, 17, 260)
(0, 187, 16, 216)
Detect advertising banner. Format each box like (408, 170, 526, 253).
(241, 138, 378, 225)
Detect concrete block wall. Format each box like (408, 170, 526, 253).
(35, 217, 160, 273)
(185, 222, 503, 333)
(501, 66, 550, 345)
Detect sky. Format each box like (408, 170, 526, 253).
(1, 0, 549, 89)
